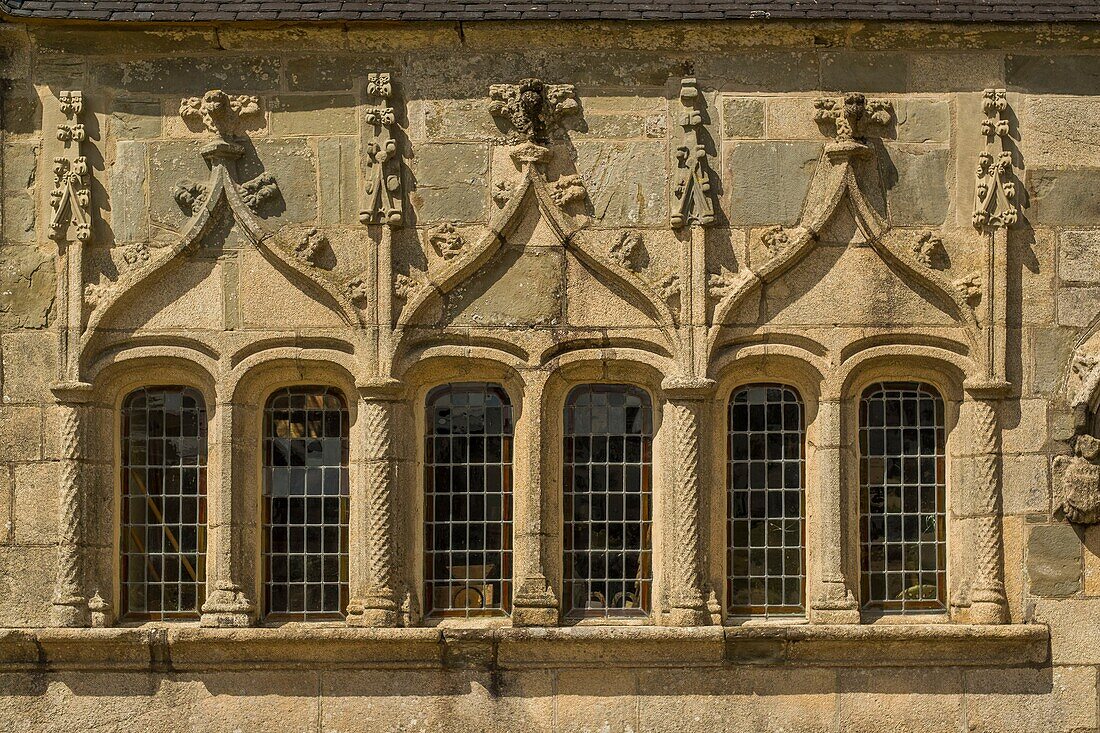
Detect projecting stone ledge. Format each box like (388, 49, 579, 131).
(0, 624, 1048, 672)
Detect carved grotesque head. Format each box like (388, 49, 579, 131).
(1056, 434, 1100, 525)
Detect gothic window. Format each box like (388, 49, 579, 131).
(424, 383, 514, 617)
(263, 386, 349, 620)
(564, 384, 652, 618)
(727, 384, 805, 616)
(121, 386, 207, 619)
(859, 382, 947, 613)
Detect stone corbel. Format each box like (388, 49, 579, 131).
(670, 78, 716, 230)
(661, 376, 715, 626)
(347, 379, 406, 627)
(50, 381, 94, 627)
(360, 73, 404, 228)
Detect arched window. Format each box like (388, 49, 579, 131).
(728, 384, 805, 616)
(263, 386, 349, 620)
(121, 386, 207, 619)
(564, 384, 652, 618)
(859, 382, 946, 613)
(425, 383, 513, 617)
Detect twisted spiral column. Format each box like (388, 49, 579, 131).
(961, 382, 1009, 624)
(662, 377, 713, 626)
(50, 382, 92, 627)
(347, 381, 403, 626)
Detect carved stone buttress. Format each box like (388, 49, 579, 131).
(662, 377, 714, 626)
(51, 382, 93, 627)
(347, 382, 403, 627)
(959, 383, 1009, 624)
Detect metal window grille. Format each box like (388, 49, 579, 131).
(727, 384, 806, 616)
(263, 386, 349, 620)
(564, 384, 652, 618)
(859, 382, 947, 613)
(424, 383, 513, 617)
(121, 386, 207, 619)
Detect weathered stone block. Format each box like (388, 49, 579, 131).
(1024, 97, 1100, 168)
(1007, 54, 1100, 95)
(965, 665, 1097, 732)
(722, 97, 765, 139)
(1030, 326, 1077, 396)
(908, 53, 1004, 92)
(0, 546, 53, 626)
(1002, 399, 1049, 454)
(1, 193, 35, 244)
(1027, 524, 1083, 598)
(109, 140, 148, 244)
(884, 146, 949, 226)
(94, 55, 281, 94)
(1029, 169, 1100, 226)
(765, 96, 820, 140)
(2, 142, 38, 193)
(1058, 230, 1100, 284)
(0, 246, 54, 330)
(0, 331, 57, 405)
(574, 140, 667, 226)
(108, 98, 162, 140)
(446, 245, 564, 327)
(146, 140, 214, 231)
(1056, 285, 1100, 328)
(269, 94, 357, 136)
(837, 668, 963, 733)
(13, 462, 57, 544)
(317, 138, 359, 227)
(1002, 453, 1051, 515)
(3, 94, 41, 136)
(417, 98, 504, 141)
(698, 52, 820, 93)
(726, 141, 821, 226)
(409, 142, 488, 223)
(821, 51, 909, 93)
(894, 99, 950, 144)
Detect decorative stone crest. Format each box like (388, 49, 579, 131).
(913, 231, 942, 268)
(49, 90, 93, 244)
(294, 227, 327, 265)
(361, 73, 404, 227)
(813, 92, 892, 142)
(179, 90, 262, 136)
(428, 222, 465, 261)
(973, 88, 1018, 229)
(670, 78, 716, 229)
(489, 78, 580, 142)
(610, 231, 643, 271)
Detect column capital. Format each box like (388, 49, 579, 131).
(963, 378, 1011, 400)
(357, 378, 405, 402)
(50, 381, 93, 403)
(661, 376, 716, 400)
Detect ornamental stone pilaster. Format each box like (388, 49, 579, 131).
(661, 376, 714, 626)
(50, 381, 92, 627)
(347, 380, 404, 627)
(200, 399, 256, 627)
(958, 380, 1009, 624)
(809, 397, 859, 623)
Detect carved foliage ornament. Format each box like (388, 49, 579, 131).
(179, 90, 261, 136)
(671, 78, 716, 229)
(50, 91, 93, 244)
(428, 222, 465, 261)
(361, 73, 404, 228)
(813, 92, 892, 143)
(295, 227, 327, 265)
(489, 78, 580, 143)
(973, 88, 1018, 229)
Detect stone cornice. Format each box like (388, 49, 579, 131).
(0, 624, 1048, 672)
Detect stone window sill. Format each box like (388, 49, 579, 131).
(0, 624, 1048, 672)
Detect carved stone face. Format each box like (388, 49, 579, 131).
(1056, 435, 1100, 525)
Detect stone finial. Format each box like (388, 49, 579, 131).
(179, 90, 262, 136)
(671, 78, 717, 230)
(489, 78, 580, 143)
(428, 222, 465, 261)
(973, 88, 1018, 230)
(813, 93, 892, 143)
(361, 73, 404, 228)
(49, 90, 93, 244)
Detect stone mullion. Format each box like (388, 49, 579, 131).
(809, 398, 859, 623)
(200, 399, 255, 627)
(50, 382, 92, 627)
(347, 382, 402, 626)
(959, 385, 1009, 624)
(662, 377, 713, 626)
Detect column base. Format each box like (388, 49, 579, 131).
(666, 606, 711, 627)
(810, 584, 860, 624)
(200, 586, 256, 628)
(345, 589, 400, 627)
(970, 585, 1008, 624)
(51, 597, 89, 628)
(511, 576, 559, 627)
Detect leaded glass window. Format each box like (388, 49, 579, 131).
(728, 384, 805, 616)
(121, 386, 207, 619)
(263, 386, 349, 620)
(859, 382, 947, 613)
(564, 384, 652, 618)
(424, 383, 513, 617)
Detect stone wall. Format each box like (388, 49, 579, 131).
(0, 17, 1099, 732)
